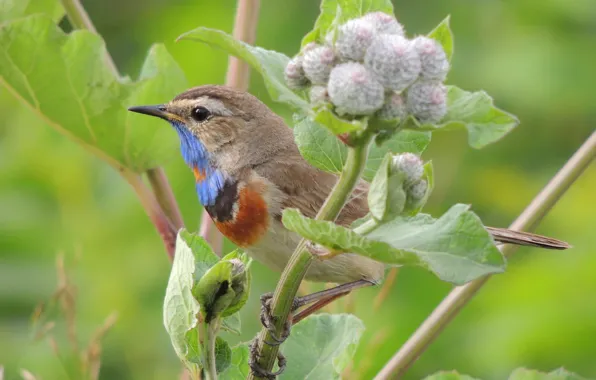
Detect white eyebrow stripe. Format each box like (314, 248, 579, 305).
(174, 97, 234, 117)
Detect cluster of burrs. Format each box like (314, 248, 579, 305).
(392, 152, 428, 209)
(284, 11, 450, 124)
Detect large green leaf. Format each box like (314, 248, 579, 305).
(508, 368, 587, 380)
(280, 314, 364, 379)
(301, 0, 394, 46)
(404, 86, 519, 149)
(0, 0, 63, 22)
(294, 116, 431, 181)
(177, 27, 309, 111)
(0, 13, 187, 172)
(219, 344, 250, 380)
(163, 231, 204, 372)
(424, 371, 481, 380)
(282, 204, 506, 285)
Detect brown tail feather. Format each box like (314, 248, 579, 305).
(486, 226, 571, 250)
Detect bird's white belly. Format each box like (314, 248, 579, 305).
(246, 219, 385, 284)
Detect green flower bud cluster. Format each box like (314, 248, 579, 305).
(284, 12, 450, 123)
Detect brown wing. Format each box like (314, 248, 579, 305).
(486, 226, 570, 250)
(253, 150, 368, 227)
(255, 145, 570, 250)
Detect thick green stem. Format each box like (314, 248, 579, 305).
(374, 131, 596, 379)
(201, 321, 219, 380)
(249, 132, 373, 379)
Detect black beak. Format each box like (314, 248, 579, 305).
(128, 104, 170, 120)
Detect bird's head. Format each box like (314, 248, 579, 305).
(128, 85, 291, 171)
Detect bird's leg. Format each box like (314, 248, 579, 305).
(252, 279, 374, 378)
(259, 279, 375, 346)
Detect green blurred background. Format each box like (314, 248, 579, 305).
(1, 0, 595, 379)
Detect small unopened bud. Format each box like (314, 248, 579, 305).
(193, 258, 249, 322)
(309, 85, 329, 106)
(327, 62, 385, 115)
(377, 92, 407, 120)
(284, 56, 309, 90)
(407, 82, 447, 123)
(335, 19, 376, 61)
(361, 12, 405, 36)
(412, 36, 449, 81)
(391, 153, 424, 186)
(303, 45, 336, 85)
(365, 34, 421, 91)
(407, 179, 428, 204)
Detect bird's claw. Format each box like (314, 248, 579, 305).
(259, 293, 292, 346)
(249, 339, 287, 379)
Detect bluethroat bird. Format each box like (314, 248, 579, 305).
(129, 85, 569, 374)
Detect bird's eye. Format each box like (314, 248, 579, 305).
(191, 106, 211, 122)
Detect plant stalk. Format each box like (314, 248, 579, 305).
(374, 130, 596, 379)
(147, 168, 184, 230)
(201, 321, 219, 380)
(250, 132, 374, 379)
(121, 170, 176, 259)
(61, 0, 184, 261)
(199, 0, 261, 254)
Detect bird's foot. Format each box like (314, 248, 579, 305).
(249, 339, 287, 380)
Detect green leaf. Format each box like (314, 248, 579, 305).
(508, 368, 587, 380)
(294, 117, 431, 181)
(0, 14, 188, 172)
(178, 229, 220, 283)
(301, 0, 394, 47)
(314, 107, 365, 134)
(215, 336, 232, 374)
(219, 344, 250, 380)
(282, 204, 506, 285)
(163, 231, 204, 372)
(0, 0, 63, 22)
(177, 27, 309, 111)
(280, 314, 364, 379)
(368, 153, 406, 221)
(221, 313, 242, 335)
(424, 370, 481, 380)
(428, 16, 454, 61)
(404, 86, 519, 149)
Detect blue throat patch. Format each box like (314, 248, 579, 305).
(171, 122, 225, 206)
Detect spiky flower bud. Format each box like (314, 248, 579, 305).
(309, 85, 329, 106)
(335, 19, 376, 61)
(391, 153, 424, 186)
(361, 12, 405, 36)
(412, 36, 449, 81)
(377, 92, 407, 120)
(303, 45, 336, 85)
(407, 82, 447, 123)
(301, 42, 319, 55)
(284, 56, 308, 90)
(408, 179, 428, 203)
(365, 34, 421, 91)
(327, 62, 384, 115)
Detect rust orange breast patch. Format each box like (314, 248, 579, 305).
(215, 186, 269, 247)
(193, 166, 206, 182)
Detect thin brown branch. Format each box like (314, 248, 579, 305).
(121, 170, 177, 260)
(199, 0, 261, 254)
(147, 167, 184, 230)
(374, 131, 596, 379)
